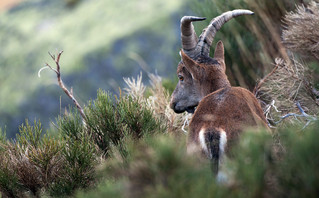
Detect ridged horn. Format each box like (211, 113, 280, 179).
(180, 16, 206, 54)
(196, 9, 254, 57)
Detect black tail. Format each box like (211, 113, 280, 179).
(204, 129, 220, 175)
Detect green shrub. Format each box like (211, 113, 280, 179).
(0, 128, 6, 144)
(0, 117, 99, 197)
(0, 150, 22, 198)
(225, 129, 275, 198)
(276, 123, 319, 198)
(16, 119, 43, 149)
(85, 89, 164, 157)
(0, 120, 55, 197)
(76, 121, 319, 198)
(76, 134, 217, 198)
(49, 110, 98, 197)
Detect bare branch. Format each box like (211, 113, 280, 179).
(253, 59, 280, 96)
(45, 63, 59, 74)
(38, 66, 50, 78)
(275, 101, 317, 129)
(312, 87, 319, 97)
(43, 51, 86, 125)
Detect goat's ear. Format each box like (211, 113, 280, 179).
(180, 50, 200, 79)
(214, 40, 224, 61)
(181, 50, 196, 67)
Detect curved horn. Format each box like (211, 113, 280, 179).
(196, 9, 254, 56)
(180, 16, 206, 54)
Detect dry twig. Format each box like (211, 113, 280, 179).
(39, 51, 86, 124)
(275, 101, 317, 129)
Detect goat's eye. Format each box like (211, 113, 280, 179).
(178, 75, 184, 81)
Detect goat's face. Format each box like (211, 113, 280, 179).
(170, 11, 253, 114)
(170, 42, 227, 114)
(169, 56, 202, 114)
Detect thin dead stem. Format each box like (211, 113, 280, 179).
(254, 60, 280, 96)
(275, 101, 317, 129)
(39, 51, 86, 125)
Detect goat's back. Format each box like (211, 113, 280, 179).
(188, 87, 267, 153)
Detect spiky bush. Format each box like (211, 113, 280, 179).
(76, 121, 319, 198)
(0, 120, 58, 197)
(0, 143, 23, 198)
(85, 88, 165, 157)
(0, 72, 184, 197)
(276, 123, 319, 197)
(0, 117, 98, 197)
(49, 111, 98, 196)
(124, 73, 189, 134)
(76, 134, 215, 198)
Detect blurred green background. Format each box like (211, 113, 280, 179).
(0, 0, 187, 138)
(0, 0, 317, 138)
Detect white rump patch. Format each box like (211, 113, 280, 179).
(217, 130, 228, 183)
(199, 128, 208, 155)
(219, 130, 227, 164)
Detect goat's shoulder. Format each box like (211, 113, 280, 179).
(200, 86, 254, 106)
(206, 86, 260, 106)
(193, 86, 265, 124)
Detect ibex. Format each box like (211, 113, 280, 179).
(170, 10, 269, 174)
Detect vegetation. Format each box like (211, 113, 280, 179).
(0, 71, 186, 197)
(0, 0, 184, 137)
(0, 0, 319, 197)
(76, 124, 319, 198)
(282, 1, 319, 61)
(0, 118, 98, 197)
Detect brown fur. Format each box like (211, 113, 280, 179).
(170, 40, 269, 162)
(189, 87, 268, 155)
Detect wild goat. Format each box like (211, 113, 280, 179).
(170, 10, 269, 174)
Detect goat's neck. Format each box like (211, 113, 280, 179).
(202, 72, 231, 96)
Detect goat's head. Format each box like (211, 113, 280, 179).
(170, 10, 254, 114)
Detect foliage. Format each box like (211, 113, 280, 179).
(0, 117, 98, 197)
(76, 134, 216, 198)
(77, 122, 319, 198)
(1, 1, 319, 197)
(276, 123, 319, 198)
(86, 89, 164, 157)
(0, 0, 183, 138)
(0, 128, 6, 144)
(0, 145, 22, 198)
(124, 73, 188, 134)
(0, 71, 318, 198)
(50, 110, 98, 196)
